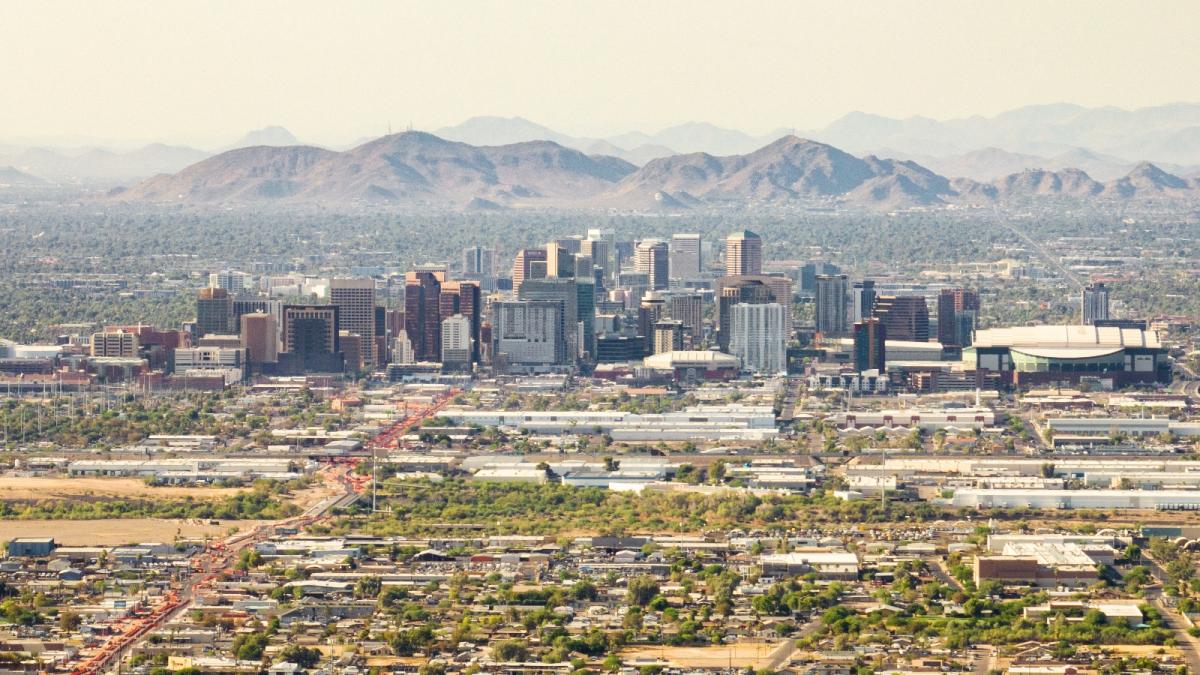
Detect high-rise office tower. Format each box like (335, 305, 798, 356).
(492, 300, 566, 366)
(329, 278, 377, 365)
(195, 287, 232, 337)
(546, 241, 576, 278)
(439, 280, 482, 363)
(852, 280, 877, 323)
(667, 293, 704, 348)
(519, 277, 581, 363)
(937, 288, 980, 347)
(512, 249, 547, 296)
(582, 230, 614, 283)
(461, 246, 496, 289)
(670, 233, 702, 281)
(575, 279, 596, 359)
(853, 318, 886, 372)
(872, 295, 930, 342)
(814, 274, 849, 336)
(279, 304, 341, 372)
(209, 270, 251, 294)
(240, 312, 278, 365)
(339, 332, 363, 372)
(440, 314, 473, 371)
(404, 271, 443, 362)
(634, 239, 670, 290)
(729, 303, 787, 374)
(653, 320, 685, 354)
(393, 330, 415, 364)
(232, 298, 281, 336)
(636, 291, 667, 355)
(800, 261, 841, 294)
(1082, 283, 1110, 325)
(583, 227, 614, 277)
(725, 230, 763, 276)
(718, 279, 773, 352)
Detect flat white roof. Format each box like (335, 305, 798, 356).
(972, 325, 1160, 350)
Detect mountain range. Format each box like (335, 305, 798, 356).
(114, 131, 1200, 210)
(9, 103, 1200, 189)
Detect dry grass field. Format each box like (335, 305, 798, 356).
(621, 641, 785, 669)
(0, 517, 268, 545)
(0, 475, 247, 501)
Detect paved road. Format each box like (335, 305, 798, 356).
(95, 466, 355, 674)
(930, 557, 965, 592)
(1142, 555, 1200, 675)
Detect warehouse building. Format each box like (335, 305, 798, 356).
(950, 488, 1200, 510)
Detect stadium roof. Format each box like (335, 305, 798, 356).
(972, 325, 1160, 350)
(644, 350, 740, 369)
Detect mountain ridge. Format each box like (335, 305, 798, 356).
(115, 131, 1200, 210)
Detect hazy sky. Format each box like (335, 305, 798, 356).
(4, 0, 1199, 147)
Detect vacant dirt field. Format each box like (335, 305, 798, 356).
(0, 475, 247, 501)
(0, 517, 269, 545)
(622, 641, 785, 669)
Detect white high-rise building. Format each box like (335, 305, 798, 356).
(493, 300, 564, 367)
(393, 330, 415, 364)
(729, 302, 787, 374)
(669, 233, 702, 281)
(440, 314, 473, 369)
(1082, 283, 1110, 325)
(209, 270, 251, 294)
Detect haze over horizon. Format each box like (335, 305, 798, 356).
(4, 0, 1200, 148)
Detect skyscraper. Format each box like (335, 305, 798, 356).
(725, 230, 763, 276)
(729, 302, 787, 374)
(329, 278, 377, 365)
(546, 241, 575, 278)
(667, 293, 704, 348)
(240, 312, 278, 366)
(1082, 283, 1110, 325)
(439, 280, 482, 363)
(853, 318, 886, 372)
(718, 279, 773, 352)
(852, 280, 877, 323)
(404, 271, 443, 362)
(637, 292, 667, 355)
(512, 248, 547, 296)
(461, 246, 496, 289)
(492, 300, 565, 367)
(669, 233, 702, 281)
(520, 277, 581, 363)
(195, 287, 232, 337)
(872, 296, 930, 342)
(814, 274, 849, 336)
(279, 304, 342, 373)
(652, 320, 684, 354)
(440, 314, 473, 371)
(937, 288, 980, 347)
(209, 270, 251, 294)
(634, 239, 670, 290)
(584, 229, 615, 282)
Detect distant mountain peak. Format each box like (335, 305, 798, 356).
(231, 126, 301, 149)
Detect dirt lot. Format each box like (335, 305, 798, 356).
(0, 518, 269, 545)
(622, 641, 785, 669)
(0, 475, 247, 501)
